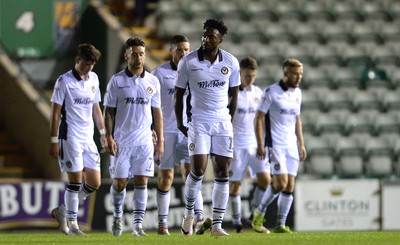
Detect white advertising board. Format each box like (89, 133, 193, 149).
(295, 179, 380, 231)
(382, 181, 400, 230)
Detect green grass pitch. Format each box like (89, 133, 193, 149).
(1, 230, 399, 245)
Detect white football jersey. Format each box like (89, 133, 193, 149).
(257, 81, 302, 148)
(50, 69, 101, 142)
(151, 61, 188, 133)
(104, 68, 161, 147)
(233, 85, 263, 149)
(175, 48, 240, 122)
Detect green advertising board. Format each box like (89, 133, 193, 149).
(0, 0, 88, 58)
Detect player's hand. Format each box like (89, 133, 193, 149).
(100, 134, 107, 153)
(152, 129, 158, 145)
(154, 140, 164, 165)
(299, 145, 307, 162)
(49, 143, 59, 159)
(256, 146, 266, 160)
(105, 136, 117, 155)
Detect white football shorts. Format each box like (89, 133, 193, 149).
(109, 144, 154, 179)
(58, 139, 100, 173)
(159, 132, 190, 170)
(269, 146, 300, 176)
(230, 146, 270, 181)
(187, 121, 233, 158)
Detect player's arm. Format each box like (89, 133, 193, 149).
(49, 103, 61, 159)
(174, 86, 187, 136)
(92, 103, 106, 151)
(295, 115, 307, 161)
(103, 106, 117, 155)
(152, 107, 164, 161)
(255, 110, 266, 160)
(228, 85, 239, 121)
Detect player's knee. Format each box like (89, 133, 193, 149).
(113, 181, 125, 192)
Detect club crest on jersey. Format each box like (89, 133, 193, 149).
(255, 97, 260, 103)
(296, 97, 300, 104)
(147, 87, 153, 94)
(274, 163, 281, 171)
(189, 143, 195, 151)
(66, 161, 72, 168)
(92, 86, 95, 93)
(111, 167, 115, 174)
(221, 67, 228, 75)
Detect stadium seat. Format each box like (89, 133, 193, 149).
(351, 89, 383, 112)
(350, 22, 382, 44)
(259, 23, 296, 44)
(312, 45, 343, 66)
(364, 137, 394, 177)
(302, 1, 334, 21)
(343, 111, 375, 136)
(370, 45, 399, 66)
(301, 88, 327, 111)
(274, 1, 306, 21)
(283, 45, 315, 66)
(290, 23, 324, 44)
(314, 112, 346, 135)
(214, 1, 247, 20)
(380, 23, 400, 43)
(360, 67, 391, 89)
(244, 1, 279, 21)
(335, 137, 365, 177)
(330, 1, 362, 21)
(322, 89, 353, 112)
(307, 154, 336, 177)
(233, 22, 264, 43)
(386, 69, 400, 89)
(373, 113, 400, 135)
(359, 2, 391, 21)
(331, 67, 362, 89)
(301, 66, 333, 89)
(252, 43, 284, 65)
(339, 44, 371, 67)
(382, 91, 400, 111)
(320, 22, 353, 44)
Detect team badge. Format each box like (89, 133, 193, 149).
(147, 87, 153, 94)
(92, 86, 95, 93)
(255, 97, 259, 103)
(66, 161, 72, 168)
(274, 163, 281, 171)
(189, 143, 195, 151)
(111, 167, 115, 174)
(296, 97, 300, 104)
(221, 67, 228, 75)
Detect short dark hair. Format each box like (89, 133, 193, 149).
(203, 19, 228, 36)
(240, 56, 258, 70)
(125, 37, 145, 50)
(171, 35, 189, 45)
(76, 43, 101, 62)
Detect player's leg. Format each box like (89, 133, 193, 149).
(131, 144, 154, 237)
(65, 171, 85, 236)
(156, 133, 178, 235)
(181, 122, 210, 236)
(78, 142, 101, 204)
(109, 148, 130, 236)
(209, 123, 234, 236)
(274, 148, 298, 233)
(228, 148, 248, 233)
(52, 140, 85, 236)
(252, 147, 286, 233)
